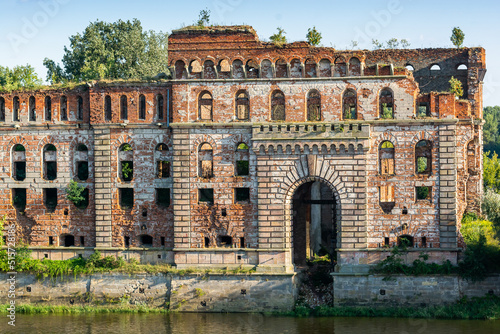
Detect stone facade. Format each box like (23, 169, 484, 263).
(0, 26, 485, 273)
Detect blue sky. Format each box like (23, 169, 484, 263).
(1, 0, 499, 106)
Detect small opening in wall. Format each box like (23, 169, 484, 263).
(237, 255, 242, 260)
(124, 236, 130, 248)
(241, 289, 246, 295)
(240, 237, 245, 248)
(384, 237, 390, 247)
(219, 235, 232, 247)
(204, 237, 210, 248)
(26, 286, 31, 292)
(140, 235, 153, 247)
(64, 209, 69, 216)
(235, 188, 250, 202)
(402, 207, 408, 215)
(488, 290, 494, 296)
(142, 209, 147, 217)
(221, 208, 227, 217)
(421, 236, 427, 248)
(49, 236, 54, 246)
(78, 254, 83, 259)
(64, 235, 75, 247)
(158, 254, 162, 259)
(44, 254, 48, 258)
(161, 237, 165, 246)
(380, 289, 386, 296)
(80, 236, 85, 246)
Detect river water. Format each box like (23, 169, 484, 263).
(1, 313, 499, 334)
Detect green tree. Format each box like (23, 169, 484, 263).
(400, 39, 411, 48)
(270, 27, 287, 47)
(44, 19, 169, 82)
(483, 106, 500, 155)
(449, 76, 464, 98)
(0, 65, 43, 91)
(482, 188, 500, 239)
(451, 27, 465, 48)
(306, 26, 322, 46)
(386, 38, 399, 49)
(484, 152, 500, 192)
(372, 39, 384, 49)
(197, 8, 211, 27)
(66, 181, 88, 209)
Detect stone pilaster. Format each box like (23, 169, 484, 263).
(93, 127, 112, 247)
(172, 127, 191, 248)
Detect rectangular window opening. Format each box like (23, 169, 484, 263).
(14, 161, 26, 181)
(379, 185, 395, 214)
(235, 188, 250, 203)
(44, 188, 58, 212)
(418, 103, 430, 117)
(204, 237, 210, 248)
(156, 188, 170, 207)
(80, 236, 85, 247)
(119, 188, 134, 209)
(157, 160, 170, 178)
(121, 161, 133, 181)
(160, 236, 165, 246)
(219, 235, 232, 248)
(49, 236, 54, 246)
(384, 237, 390, 247)
(124, 236, 130, 247)
(416, 186, 431, 201)
(45, 161, 57, 180)
(77, 161, 89, 181)
(236, 160, 249, 176)
(198, 189, 214, 204)
(240, 237, 245, 248)
(12, 188, 26, 212)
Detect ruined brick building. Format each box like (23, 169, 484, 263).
(0, 26, 486, 273)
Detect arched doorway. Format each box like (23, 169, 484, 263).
(292, 180, 337, 266)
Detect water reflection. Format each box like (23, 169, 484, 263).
(1, 313, 499, 334)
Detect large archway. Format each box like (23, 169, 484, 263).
(291, 180, 338, 266)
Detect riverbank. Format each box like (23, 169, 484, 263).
(1, 295, 499, 320)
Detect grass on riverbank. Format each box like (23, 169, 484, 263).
(283, 295, 500, 320)
(0, 304, 169, 314)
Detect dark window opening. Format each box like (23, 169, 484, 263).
(140, 235, 153, 247)
(271, 90, 285, 121)
(343, 89, 357, 120)
(77, 96, 83, 120)
(45, 161, 57, 180)
(379, 185, 395, 214)
(199, 189, 214, 204)
(160, 237, 165, 246)
(157, 161, 170, 178)
(74, 188, 89, 209)
(120, 188, 134, 209)
(45, 96, 52, 121)
(13, 96, 20, 122)
(204, 237, 210, 248)
(142, 208, 147, 217)
(219, 236, 232, 247)
(384, 237, 390, 247)
(221, 208, 227, 217)
(63, 235, 74, 247)
(139, 94, 146, 120)
(14, 162, 26, 181)
(156, 188, 170, 207)
(235, 188, 250, 203)
(29, 96, 36, 121)
(402, 207, 408, 215)
(121, 161, 133, 181)
(44, 188, 57, 212)
(104, 95, 112, 121)
(416, 140, 432, 174)
(77, 161, 89, 181)
(120, 95, 128, 120)
(80, 236, 85, 247)
(0, 97, 5, 122)
(124, 236, 130, 247)
(64, 209, 68, 215)
(416, 186, 431, 201)
(236, 161, 249, 176)
(49, 236, 54, 246)
(398, 235, 414, 248)
(60, 96, 68, 121)
(421, 236, 427, 248)
(240, 237, 245, 248)
(418, 103, 430, 117)
(156, 94, 164, 120)
(12, 188, 26, 212)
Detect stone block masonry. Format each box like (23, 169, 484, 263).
(0, 25, 485, 273)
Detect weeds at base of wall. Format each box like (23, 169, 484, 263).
(0, 303, 169, 314)
(281, 295, 500, 320)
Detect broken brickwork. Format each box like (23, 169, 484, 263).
(0, 26, 485, 272)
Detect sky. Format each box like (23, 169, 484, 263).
(0, 0, 499, 106)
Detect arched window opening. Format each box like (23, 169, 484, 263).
(334, 57, 347, 77)
(379, 141, 395, 175)
(405, 64, 415, 71)
(140, 234, 153, 247)
(343, 89, 357, 120)
(156, 94, 164, 120)
(235, 142, 250, 176)
(380, 88, 394, 119)
(60, 96, 68, 121)
(203, 60, 216, 79)
(76, 144, 89, 181)
(43, 144, 57, 180)
(217, 59, 231, 79)
(104, 95, 112, 121)
(457, 64, 468, 70)
(77, 96, 83, 120)
(319, 59, 331, 77)
(119, 143, 133, 182)
(139, 94, 146, 120)
(260, 59, 273, 78)
(235, 90, 249, 120)
(12, 144, 26, 181)
(232, 59, 244, 79)
(189, 60, 202, 79)
(174, 60, 187, 79)
(13, 96, 20, 122)
(379, 185, 395, 214)
(198, 143, 213, 178)
(0, 97, 5, 122)
(199, 91, 213, 121)
(156, 143, 170, 178)
(45, 96, 52, 121)
(307, 90, 321, 121)
(415, 140, 432, 174)
(430, 64, 441, 71)
(290, 58, 302, 78)
(29, 96, 36, 121)
(61, 234, 75, 247)
(246, 60, 259, 78)
(398, 235, 414, 247)
(305, 59, 317, 78)
(271, 90, 285, 121)
(275, 58, 287, 78)
(120, 95, 128, 120)
(349, 57, 361, 76)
